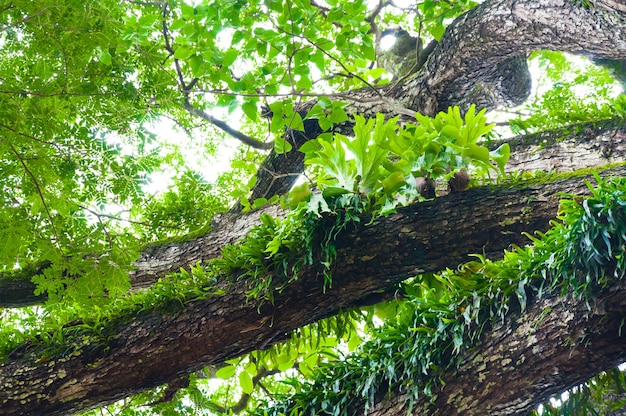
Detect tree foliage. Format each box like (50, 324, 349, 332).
(0, 0, 625, 415)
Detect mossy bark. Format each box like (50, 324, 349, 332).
(2, 167, 626, 415)
(369, 282, 626, 416)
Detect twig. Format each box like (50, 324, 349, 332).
(8, 142, 61, 248)
(161, 4, 271, 149)
(78, 205, 184, 230)
(0, 123, 63, 152)
(0, 7, 49, 31)
(272, 24, 383, 98)
(184, 97, 273, 150)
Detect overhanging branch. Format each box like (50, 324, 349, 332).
(2, 166, 626, 415)
(1, 119, 625, 308)
(183, 98, 273, 150)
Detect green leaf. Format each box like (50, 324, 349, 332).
(215, 365, 237, 379)
(382, 171, 406, 195)
(322, 187, 351, 199)
(174, 46, 193, 60)
(440, 124, 460, 140)
(239, 371, 254, 394)
(329, 107, 348, 123)
(288, 182, 312, 208)
(98, 49, 112, 66)
(287, 112, 305, 131)
(464, 143, 490, 163)
(242, 100, 258, 121)
(189, 55, 204, 77)
(429, 23, 446, 41)
(274, 137, 293, 153)
(490, 143, 511, 173)
(222, 49, 239, 67)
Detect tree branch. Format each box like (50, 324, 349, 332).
(1, 118, 625, 308)
(2, 166, 626, 415)
(183, 98, 273, 150)
(368, 281, 626, 415)
(241, 0, 626, 207)
(160, 4, 272, 150)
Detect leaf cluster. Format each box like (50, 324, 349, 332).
(509, 51, 625, 135)
(295, 105, 507, 215)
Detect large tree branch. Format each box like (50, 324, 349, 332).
(368, 281, 626, 416)
(0, 205, 283, 307)
(396, 0, 626, 114)
(502, 118, 626, 172)
(242, 0, 626, 206)
(2, 166, 626, 415)
(1, 119, 625, 308)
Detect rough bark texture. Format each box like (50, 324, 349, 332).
(503, 119, 626, 173)
(368, 281, 626, 416)
(1, 1, 626, 415)
(2, 166, 626, 416)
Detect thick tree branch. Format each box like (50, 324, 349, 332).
(2, 166, 626, 415)
(368, 281, 626, 415)
(396, 0, 626, 114)
(1, 119, 625, 308)
(500, 118, 626, 172)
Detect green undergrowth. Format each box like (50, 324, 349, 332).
(0, 109, 620, 377)
(254, 175, 626, 415)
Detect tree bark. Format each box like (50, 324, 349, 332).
(502, 118, 626, 172)
(368, 281, 626, 416)
(1, 118, 624, 309)
(2, 166, 626, 416)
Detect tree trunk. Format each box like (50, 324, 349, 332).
(1, 166, 625, 416)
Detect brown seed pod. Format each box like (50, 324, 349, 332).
(448, 169, 470, 192)
(416, 176, 436, 198)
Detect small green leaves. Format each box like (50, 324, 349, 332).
(305, 99, 349, 131)
(258, 176, 626, 416)
(490, 144, 511, 174)
(274, 137, 293, 153)
(269, 100, 305, 133)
